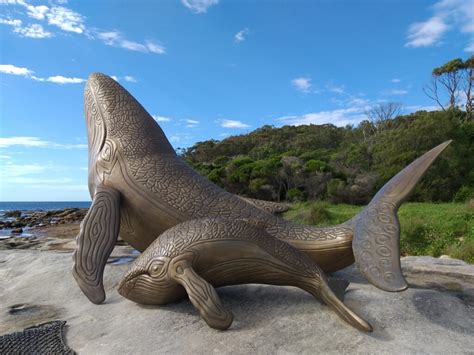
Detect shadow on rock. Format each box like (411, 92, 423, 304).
(411, 290, 474, 334)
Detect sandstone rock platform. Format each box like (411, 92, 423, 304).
(1, 250, 473, 354)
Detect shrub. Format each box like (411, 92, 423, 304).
(305, 159, 328, 172)
(287, 188, 303, 202)
(308, 201, 332, 225)
(454, 185, 474, 202)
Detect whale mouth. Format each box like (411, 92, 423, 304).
(119, 273, 179, 305)
(118, 267, 145, 297)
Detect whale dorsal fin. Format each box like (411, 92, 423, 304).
(239, 197, 289, 214)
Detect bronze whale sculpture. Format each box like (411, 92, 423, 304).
(118, 217, 372, 331)
(73, 72, 451, 312)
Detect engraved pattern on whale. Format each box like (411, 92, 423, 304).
(118, 217, 372, 332)
(72, 72, 451, 305)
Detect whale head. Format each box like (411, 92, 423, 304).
(118, 245, 180, 304)
(84, 73, 176, 194)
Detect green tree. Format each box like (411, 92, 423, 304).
(424, 57, 468, 111)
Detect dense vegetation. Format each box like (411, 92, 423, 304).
(283, 201, 474, 263)
(182, 109, 473, 204)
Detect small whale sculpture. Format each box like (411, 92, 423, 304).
(73, 73, 451, 319)
(118, 217, 372, 332)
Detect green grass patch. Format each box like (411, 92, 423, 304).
(283, 201, 474, 263)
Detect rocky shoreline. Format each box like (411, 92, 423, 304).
(0, 208, 138, 252)
(0, 208, 88, 233)
(0, 208, 87, 251)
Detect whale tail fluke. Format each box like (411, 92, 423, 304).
(350, 140, 452, 292)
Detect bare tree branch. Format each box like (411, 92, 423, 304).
(364, 102, 403, 136)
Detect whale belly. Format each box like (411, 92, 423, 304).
(190, 240, 311, 288)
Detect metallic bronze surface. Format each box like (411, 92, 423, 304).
(73, 72, 451, 328)
(118, 218, 372, 332)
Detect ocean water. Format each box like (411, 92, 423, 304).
(0, 201, 91, 212)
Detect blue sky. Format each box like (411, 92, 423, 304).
(0, 0, 472, 201)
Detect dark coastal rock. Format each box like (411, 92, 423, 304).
(4, 211, 21, 218)
(0, 208, 89, 230)
(10, 228, 23, 235)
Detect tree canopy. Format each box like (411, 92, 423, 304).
(181, 110, 473, 204)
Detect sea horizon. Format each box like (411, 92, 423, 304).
(0, 201, 92, 212)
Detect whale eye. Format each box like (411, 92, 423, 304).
(148, 260, 166, 277)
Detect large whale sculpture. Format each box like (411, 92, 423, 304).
(73, 73, 451, 315)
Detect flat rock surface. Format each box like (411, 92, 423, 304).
(0, 250, 473, 354)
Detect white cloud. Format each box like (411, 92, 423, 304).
(14, 23, 52, 38)
(96, 31, 166, 54)
(0, 17, 22, 26)
(1, 2, 85, 35)
(234, 28, 249, 43)
(123, 75, 137, 83)
(43, 75, 85, 84)
(1, 64, 85, 84)
(0, 64, 33, 76)
(145, 40, 166, 54)
(391, 78, 401, 83)
(434, 0, 474, 33)
(120, 39, 147, 52)
(0, 163, 45, 179)
(327, 83, 345, 94)
(169, 133, 194, 144)
(110, 75, 137, 82)
(384, 89, 408, 95)
(96, 30, 120, 45)
(221, 119, 250, 129)
(1, 2, 166, 54)
(347, 97, 370, 106)
(277, 108, 366, 127)
(25, 4, 49, 20)
(406, 0, 473, 49)
(465, 40, 474, 52)
(181, 0, 219, 14)
(405, 105, 441, 112)
(406, 16, 448, 47)
(291, 77, 312, 93)
(170, 135, 181, 143)
(183, 119, 199, 127)
(152, 115, 171, 122)
(46, 5, 85, 33)
(0, 136, 87, 149)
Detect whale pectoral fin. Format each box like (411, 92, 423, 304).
(317, 280, 373, 332)
(171, 260, 233, 330)
(352, 140, 452, 292)
(72, 185, 121, 304)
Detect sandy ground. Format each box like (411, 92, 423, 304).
(1, 245, 473, 354)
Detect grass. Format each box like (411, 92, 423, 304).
(283, 201, 474, 263)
